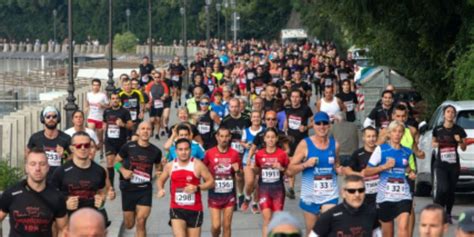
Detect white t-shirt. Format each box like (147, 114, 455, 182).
(87, 92, 108, 121)
(65, 127, 99, 145)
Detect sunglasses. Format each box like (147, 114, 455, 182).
(72, 143, 91, 149)
(46, 115, 58, 120)
(315, 121, 329, 126)
(266, 118, 277, 121)
(345, 188, 365, 194)
(268, 233, 301, 237)
(200, 102, 210, 106)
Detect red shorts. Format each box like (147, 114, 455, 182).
(258, 190, 285, 212)
(208, 195, 236, 209)
(87, 118, 104, 129)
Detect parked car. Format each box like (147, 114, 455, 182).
(416, 100, 474, 196)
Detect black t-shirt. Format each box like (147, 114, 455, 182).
(321, 73, 337, 87)
(285, 105, 313, 139)
(103, 107, 132, 143)
(348, 147, 377, 204)
(221, 114, 251, 154)
(368, 105, 393, 130)
(336, 91, 358, 122)
(263, 98, 277, 112)
(169, 63, 186, 78)
(433, 124, 467, 168)
(139, 63, 155, 86)
(118, 141, 162, 191)
(196, 111, 215, 149)
(27, 131, 71, 170)
(51, 160, 106, 209)
(291, 81, 312, 93)
(313, 202, 378, 237)
(0, 180, 67, 237)
(191, 60, 206, 74)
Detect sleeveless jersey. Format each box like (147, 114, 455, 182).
(401, 127, 416, 171)
(242, 126, 264, 165)
(320, 97, 340, 118)
(170, 158, 203, 211)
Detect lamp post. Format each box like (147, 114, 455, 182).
(126, 8, 131, 32)
(231, 0, 237, 44)
(223, 0, 228, 44)
(180, 0, 189, 86)
(53, 9, 57, 43)
(148, 0, 153, 63)
(106, 0, 115, 96)
(216, 2, 221, 42)
(205, 0, 212, 55)
(64, 0, 78, 128)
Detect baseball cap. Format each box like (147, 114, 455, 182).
(267, 211, 303, 236)
(459, 209, 474, 232)
(313, 111, 330, 123)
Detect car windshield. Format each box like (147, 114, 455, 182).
(457, 110, 474, 129)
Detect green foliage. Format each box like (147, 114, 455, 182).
(114, 31, 137, 53)
(0, 160, 23, 191)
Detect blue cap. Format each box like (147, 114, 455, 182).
(314, 111, 330, 123)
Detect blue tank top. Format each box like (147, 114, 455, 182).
(242, 126, 264, 165)
(369, 143, 412, 203)
(300, 136, 339, 204)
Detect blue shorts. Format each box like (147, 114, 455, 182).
(299, 198, 338, 215)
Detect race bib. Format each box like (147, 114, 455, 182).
(130, 110, 137, 121)
(107, 125, 120, 139)
(385, 180, 405, 198)
(313, 175, 335, 196)
(325, 78, 333, 86)
(130, 169, 151, 184)
(231, 141, 243, 154)
(339, 73, 348, 80)
(45, 150, 61, 167)
(172, 75, 180, 82)
(288, 115, 302, 130)
(198, 123, 211, 134)
(364, 175, 379, 194)
(154, 99, 164, 109)
(255, 87, 264, 95)
(440, 147, 456, 163)
(129, 98, 138, 107)
(208, 84, 215, 92)
(261, 168, 280, 183)
(247, 72, 255, 80)
(215, 178, 234, 193)
(344, 101, 354, 112)
(141, 75, 149, 83)
(175, 189, 195, 206)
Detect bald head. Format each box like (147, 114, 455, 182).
(66, 208, 106, 237)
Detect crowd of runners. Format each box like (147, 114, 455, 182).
(1, 39, 474, 237)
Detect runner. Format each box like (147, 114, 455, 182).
(114, 121, 162, 237)
(157, 138, 215, 237)
(196, 96, 216, 149)
(419, 204, 448, 237)
(310, 175, 379, 237)
(432, 105, 467, 223)
(65, 110, 99, 146)
(103, 92, 133, 187)
(190, 52, 206, 80)
(26, 106, 71, 180)
(290, 70, 312, 104)
(363, 120, 413, 237)
(343, 126, 378, 207)
(146, 70, 170, 139)
(252, 128, 290, 237)
(164, 124, 206, 161)
(335, 79, 358, 122)
(203, 127, 241, 237)
(288, 111, 341, 236)
(284, 89, 313, 199)
(363, 90, 394, 130)
(118, 78, 145, 133)
(169, 56, 186, 108)
(84, 78, 108, 156)
(162, 68, 174, 137)
(51, 132, 108, 224)
(139, 56, 155, 87)
(0, 148, 68, 237)
(315, 86, 345, 121)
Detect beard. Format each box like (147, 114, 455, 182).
(45, 123, 57, 130)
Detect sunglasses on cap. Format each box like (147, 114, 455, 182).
(344, 188, 365, 194)
(72, 143, 91, 149)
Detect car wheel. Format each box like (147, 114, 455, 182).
(415, 181, 431, 197)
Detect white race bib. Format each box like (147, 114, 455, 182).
(172, 75, 180, 82)
(344, 101, 354, 112)
(45, 150, 61, 167)
(440, 147, 456, 163)
(255, 87, 264, 95)
(129, 98, 138, 107)
(130, 110, 137, 120)
(313, 176, 335, 196)
(175, 189, 195, 206)
(325, 78, 332, 86)
(385, 179, 406, 198)
(107, 125, 120, 139)
(130, 169, 151, 184)
(288, 116, 302, 130)
(261, 168, 280, 183)
(198, 123, 211, 134)
(247, 73, 255, 80)
(231, 141, 243, 154)
(215, 179, 234, 193)
(208, 84, 215, 92)
(364, 176, 379, 194)
(154, 99, 164, 109)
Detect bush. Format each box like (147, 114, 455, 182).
(114, 31, 138, 53)
(0, 160, 23, 191)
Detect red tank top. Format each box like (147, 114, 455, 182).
(170, 158, 203, 211)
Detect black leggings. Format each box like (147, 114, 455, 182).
(433, 166, 460, 215)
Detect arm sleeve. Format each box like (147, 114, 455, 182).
(368, 146, 382, 167)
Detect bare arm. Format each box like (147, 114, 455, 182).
(287, 141, 316, 176)
(55, 215, 68, 237)
(0, 210, 7, 222)
(196, 160, 215, 191)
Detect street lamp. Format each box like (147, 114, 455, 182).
(205, 0, 212, 55)
(64, 0, 78, 128)
(148, 0, 153, 64)
(231, 0, 238, 44)
(223, 0, 228, 43)
(126, 8, 131, 32)
(106, 0, 115, 96)
(53, 9, 57, 43)
(216, 2, 221, 42)
(180, 0, 189, 86)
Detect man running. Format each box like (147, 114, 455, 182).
(157, 138, 215, 237)
(0, 148, 68, 237)
(169, 56, 187, 108)
(288, 111, 341, 236)
(146, 70, 170, 139)
(85, 78, 109, 156)
(118, 78, 145, 132)
(203, 127, 241, 237)
(114, 121, 163, 237)
(364, 90, 394, 130)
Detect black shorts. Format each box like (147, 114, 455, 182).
(169, 208, 203, 228)
(172, 80, 182, 89)
(376, 200, 412, 222)
(105, 140, 127, 156)
(164, 101, 172, 108)
(121, 189, 153, 211)
(150, 107, 164, 117)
